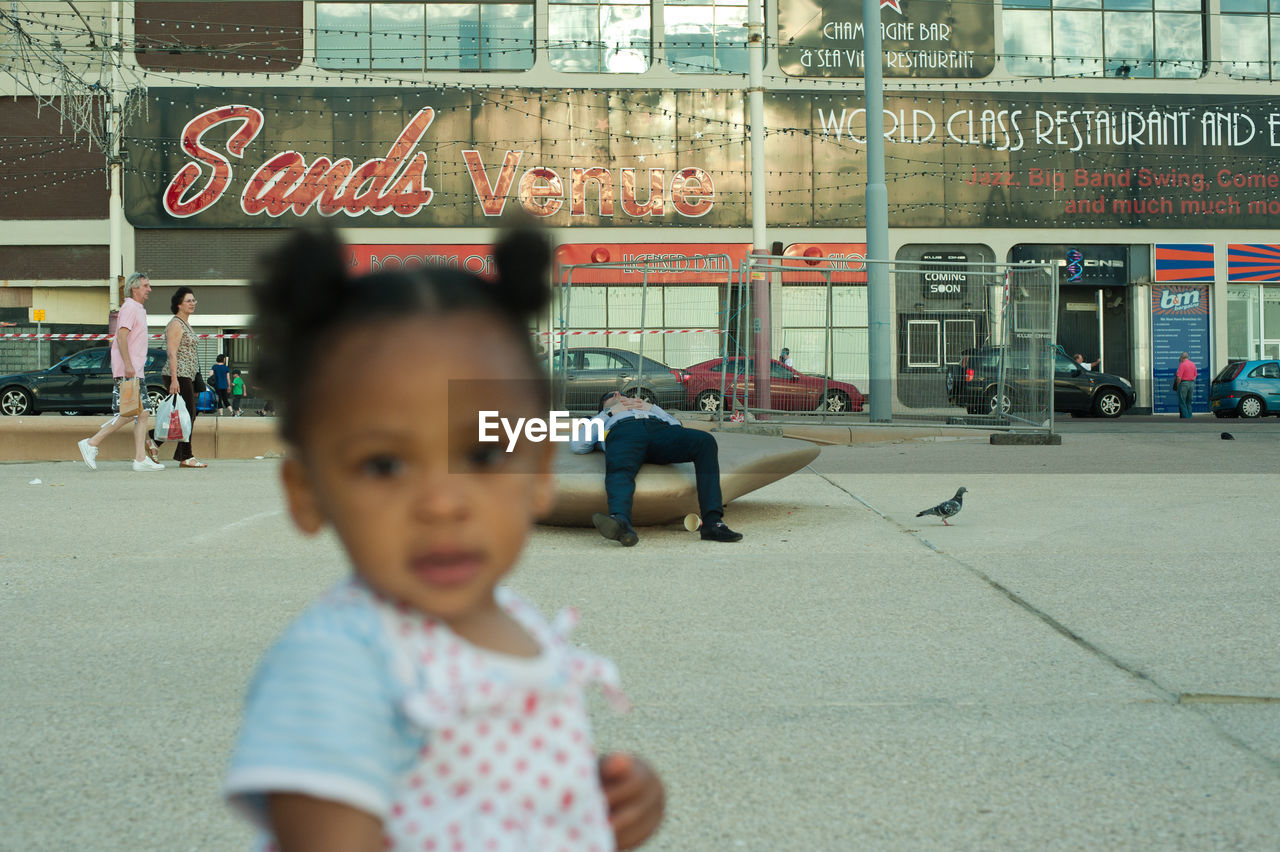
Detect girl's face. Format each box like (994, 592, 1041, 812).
(282, 313, 555, 633)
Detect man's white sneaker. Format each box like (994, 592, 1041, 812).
(77, 438, 98, 470)
(132, 457, 165, 471)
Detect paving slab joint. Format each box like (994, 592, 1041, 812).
(989, 432, 1063, 446)
(1177, 693, 1280, 704)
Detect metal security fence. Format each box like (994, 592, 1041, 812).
(552, 255, 734, 412)
(549, 252, 1054, 429)
(893, 260, 1056, 430)
(717, 255, 1056, 430)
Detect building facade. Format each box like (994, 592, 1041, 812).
(2, 0, 1279, 412)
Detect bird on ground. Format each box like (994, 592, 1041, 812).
(1221, 432, 1235, 440)
(916, 487, 967, 526)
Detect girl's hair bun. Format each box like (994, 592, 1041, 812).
(254, 227, 348, 339)
(492, 228, 552, 316)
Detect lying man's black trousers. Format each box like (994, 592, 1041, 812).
(603, 418, 724, 523)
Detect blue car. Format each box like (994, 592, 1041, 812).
(1210, 359, 1280, 418)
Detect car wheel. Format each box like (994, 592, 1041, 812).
(1, 387, 34, 416)
(696, 390, 722, 412)
(147, 387, 165, 412)
(1093, 388, 1125, 418)
(631, 387, 655, 405)
(986, 388, 1012, 415)
(1237, 395, 1264, 418)
(823, 390, 851, 413)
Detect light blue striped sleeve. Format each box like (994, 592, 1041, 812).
(224, 595, 412, 829)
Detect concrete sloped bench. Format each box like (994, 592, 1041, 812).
(542, 432, 820, 527)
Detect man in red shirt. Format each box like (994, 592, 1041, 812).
(1174, 351, 1198, 419)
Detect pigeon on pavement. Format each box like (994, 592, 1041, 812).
(1221, 432, 1234, 440)
(916, 487, 968, 526)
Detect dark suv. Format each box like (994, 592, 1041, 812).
(0, 346, 169, 416)
(946, 345, 1136, 418)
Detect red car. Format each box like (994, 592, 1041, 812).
(682, 357, 865, 413)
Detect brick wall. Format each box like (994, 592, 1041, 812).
(0, 100, 109, 219)
(135, 2, 303, 71)
(0, 318, 107, 375)
(0, 246, 108, 280)
(137, 230, 293, 279)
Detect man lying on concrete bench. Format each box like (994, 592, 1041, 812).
(569, 390, 744, 547)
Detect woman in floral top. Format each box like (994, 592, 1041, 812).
(160, 287, 207, 467)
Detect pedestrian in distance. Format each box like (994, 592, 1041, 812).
(1174, 351, 1197, 419)
(156, 287, 207, 468)
(570, 390, 743, 546)
(230, 369, 245, 416)
(224, 226, 665, 852)
(779, 346, 794, 367)
(209, 353, 232, 415)
(77, 272, 164, 472)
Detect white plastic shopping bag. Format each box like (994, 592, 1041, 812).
(154, 394, 192, 443)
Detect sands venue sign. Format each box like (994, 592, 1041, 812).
(163, 105, 436, 219)
(125, 88, 729, 229)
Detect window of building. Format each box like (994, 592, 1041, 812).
(666, 0, 750, 73)
(1228, 284, 1280, 360)
(1221, 0, 1280, 79)
(777, 285, 869, 385)
(1002, 0, 1202, 79)
(548, 0, 651, 72)
(316, 2, 534, 70)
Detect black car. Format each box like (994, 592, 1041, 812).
(0, 346, 169, 416)
(946, 345, 1136, 418)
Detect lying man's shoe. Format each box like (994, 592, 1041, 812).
(700, 520, 743, 542)
(592, 512, 639, 547)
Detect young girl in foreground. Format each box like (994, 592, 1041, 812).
(224, 229, 664, 852)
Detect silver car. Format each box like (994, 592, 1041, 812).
(546, 347, 688, 411)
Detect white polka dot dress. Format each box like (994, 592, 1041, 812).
(377, 589, 627, 852)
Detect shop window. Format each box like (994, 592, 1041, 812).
(1002, 0, 1202, 79)
(777, 284, 869, 383)
(906, 320, 941, 368)
(1227, 284, 1260, 360)
(548, 0, 651, 72)
(1227, 283, 1280, 360)
(316, 2, 534, 70)
(552, 283, 717, 368)
(1221, 0, 1280, 79)
(666, 0, 751, 73)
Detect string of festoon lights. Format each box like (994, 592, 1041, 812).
(4, 6, 1279, 225)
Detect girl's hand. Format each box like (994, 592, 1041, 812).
(599, 752, 665, 849)
(169, 378, 179, 395)
(267, 793, 383, 852)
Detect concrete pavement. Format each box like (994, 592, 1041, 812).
(2, 430, 1278, 850)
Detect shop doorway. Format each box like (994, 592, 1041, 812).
(897, 313, 985, 408)
(1057, 287, 1131, 379)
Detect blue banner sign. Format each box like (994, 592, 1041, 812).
(1150, 285, 1210, 414)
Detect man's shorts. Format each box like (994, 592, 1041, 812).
(112, 377, 153, 415)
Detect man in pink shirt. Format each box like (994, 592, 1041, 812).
(77, 273, 165, 471)
(1174, 351, 1198, 419)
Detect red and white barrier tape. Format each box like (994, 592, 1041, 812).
(537, 329, 723, 336)
(0, 332, 254, 340)
(3, 329, 722, 341)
